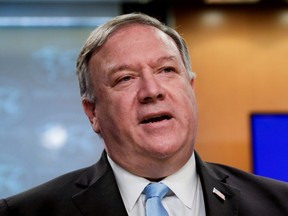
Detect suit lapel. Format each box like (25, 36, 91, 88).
(71, 150, 240, 216)
(72, 152, 128, 216)
(195, 152, 240, 216)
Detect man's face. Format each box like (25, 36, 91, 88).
(84, 24, 197, 179)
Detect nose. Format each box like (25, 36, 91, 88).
(137, 72, 166, 104)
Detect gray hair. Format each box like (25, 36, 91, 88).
(76, 13, 195, 102)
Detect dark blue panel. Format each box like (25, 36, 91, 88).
(251, 113, 288, 182)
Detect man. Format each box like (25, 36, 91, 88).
(1, 13, 288, 216)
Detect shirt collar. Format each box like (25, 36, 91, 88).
(107, 155, 150, 212)
(107, 152, 197, 211)
(161, 153, 197, 208)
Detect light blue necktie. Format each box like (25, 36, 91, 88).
(144, 182, 169, 216)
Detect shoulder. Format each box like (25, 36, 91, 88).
(206, 162, 288, 214)
(0, 151, 113, 216)
(7, 168, 87, 200)
(194, 150, 288, 215)
(0, 166, 89, 215)
(207, 161, 288, 190)
(194, 150, 288, 191)
(0, 152, 111, 216)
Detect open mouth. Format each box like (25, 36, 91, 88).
(141, 114, 172, 124)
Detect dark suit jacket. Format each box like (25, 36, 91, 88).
(1, 151, 288, 216)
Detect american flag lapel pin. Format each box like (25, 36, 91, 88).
(213, 187, 226, 201)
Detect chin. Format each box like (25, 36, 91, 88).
(146, 142, 185, 159)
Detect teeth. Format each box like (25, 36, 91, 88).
(142, 115, 171, 124)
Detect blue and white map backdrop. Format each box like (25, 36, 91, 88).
(0, 27, 104, 197)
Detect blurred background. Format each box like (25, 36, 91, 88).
(1, 0, 288, 197)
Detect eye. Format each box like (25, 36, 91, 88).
(162, 67, 175, 73)
(115, 75, 133, 85)
(120, 76, 132, 82)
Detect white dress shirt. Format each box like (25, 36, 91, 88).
(107, 152, 206, 216)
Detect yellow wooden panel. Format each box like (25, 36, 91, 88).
(174, 7, 288, 172)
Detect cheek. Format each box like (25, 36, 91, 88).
(114, 90, 138, 113)
(177, 87, 197, 122)
(98, 93, 134, 126)
(178, 83, 196, 106)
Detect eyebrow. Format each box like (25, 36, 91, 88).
(106, 64, 133, 80)
(155, 56, 178, 65)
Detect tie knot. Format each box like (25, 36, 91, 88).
(144, 182, 169, 200)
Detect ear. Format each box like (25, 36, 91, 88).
(82, 99, 101, 133)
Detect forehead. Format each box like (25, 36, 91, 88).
(100, 24, 180, 59)
(108, 23, 166, 42)
(88, 24, 183, 78)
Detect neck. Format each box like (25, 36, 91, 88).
(145, 177, 166, 182)
(107, 148, 193, 180)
